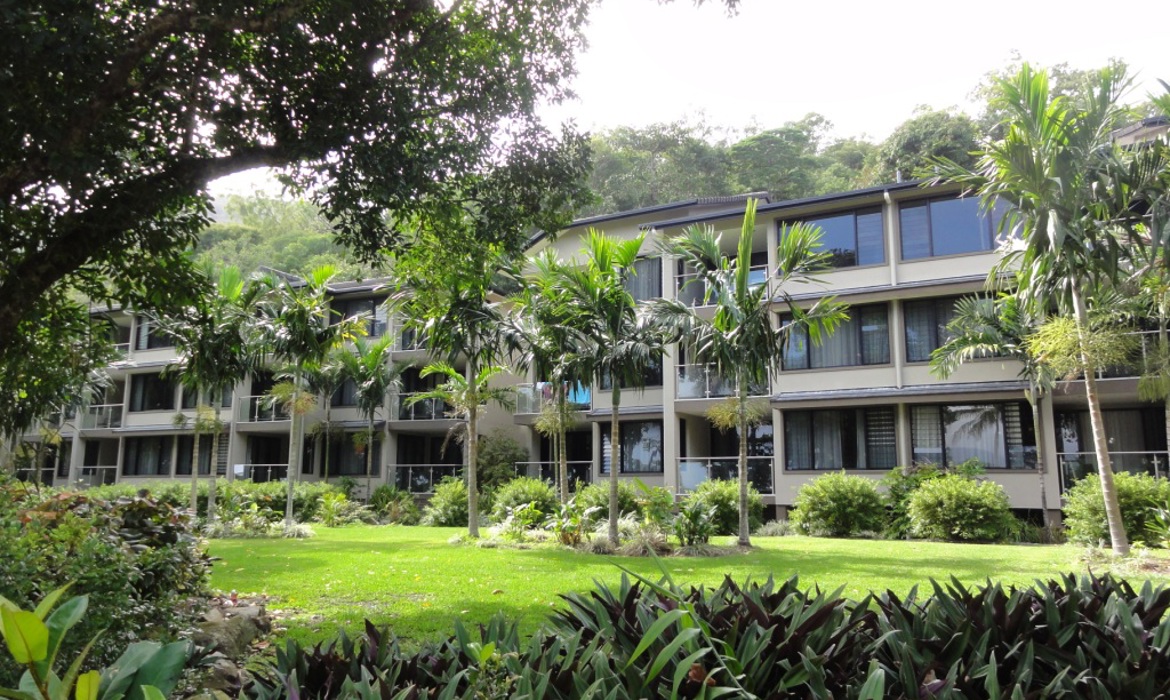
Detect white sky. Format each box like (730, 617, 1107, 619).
(210, 0, 1168, 197)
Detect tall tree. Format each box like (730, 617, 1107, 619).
(305, 352, 347, 482)
(337, 336, 403, 497)
(930, 294, 1057, 529)
(652, 199, 846, 546)
(727, 114, 832, 200)
(257, 265, 355, 530)
(932, 64, 1145, 555)
(871, 107, 979, 184)
(157, 264, 263, 521)
(555, 231, 669, 546)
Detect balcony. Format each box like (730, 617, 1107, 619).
(513, 460, 592, 488)
(394, 328, 426, 352)
(677, 456, 775, 494)
(395, 394, 453, 421)
(515, 382, 592, 415)
(675, 265, 767, 307)
(76, 465, 118, 487)
(394, 464, 462, 493)
(112, 342, 131, 357)
(238, 396, 290, 423)
(80, 404, 123, 430)
(1057, 450, 1170, 492)
(676, 364, 769, 400)
(234, 464, 288, 482)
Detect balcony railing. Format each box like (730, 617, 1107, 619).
(234, 463, 288, 482)
(675, 265, 768, 307)
(80, 404, 123, 430)
(515, 383, 593, 415)
(76, 466, 118, 488)
(395, 464, 462, 493)
(238, 396, 290, 423)
(513, 460, 592, 488)
(395, 394, 453, 421)
(678, 456, 775, 494)
(112, 342, 131, 356)
(394, 329, 426, 352)
(1057, 450, 1170, 492)
(676, 364, 769, 400)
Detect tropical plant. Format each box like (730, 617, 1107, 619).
(673, 500, 716, 547)
(907, 474, 1019, 542)
(790, 472, 886, 538)
(652, 198, 846, 546)
(930, 63, 1151, 554)
(489, 477, 557, 524)
(368, 485, 421, 525)
(336, 335, 403, 496)
(545, 497, 597, 547)
(683, 478, 765, 537)
(156, 264, 262, 522)
(305, 351, 347, 482)
(256, 265, 358, 530)
(930, 293, 1058, 528)
(1064, 472, 1170, 546)
(553, 230, 668, 546)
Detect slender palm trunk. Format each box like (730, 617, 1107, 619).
(1072, 288, 1129, 555)
(608, 386, 621, 547)
(285, 371, 302, 530)
(322, 403, 332, 481)
(365, 417, 375, 500)
(209, 406, 221, 524)
(737, 382, 751, 547)
(557, 382, 569, 503)
(1027, 388, 1050, 530)
(467, 359, 480, 538)
(1160, 324, 1170, 478)
(190, 385, 202, 516)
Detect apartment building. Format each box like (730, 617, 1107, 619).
(14, 181, 1166, 522)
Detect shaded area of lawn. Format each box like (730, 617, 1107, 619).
(208, 526, 1096, 647)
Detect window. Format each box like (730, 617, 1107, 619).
(332, 298, 387, 337)
(133, 317, 174, 350)
(122, 436, 174, 476)
(601, 420, 663, 474)
(710, 423, 774, 457)
(911, 402, 1035, 469)
(331, 378, 359, 407)
(176, 435, 227, 476)
(785, 208, 884, 268)
(903, 297, 960, 362)
(785, 407, 896, 470)
(900, 196, 1004, 260)
(129, 373, 176, 412)
(329, 435, 382, 477)
(625, 257, 662, 302)
(180, 386, 232, 410)
(599, 357, 663, 390)
(783, 304, 889, 370)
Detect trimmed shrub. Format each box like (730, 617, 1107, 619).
(907, 474, 1018, 542)
(489, 476, 557, 524)
(314, 492, 375, 527)
(1064, 471, 1170, 545)
(882, 460, 984, 539)
(85, 478, 340, 523)
(421, 477, 468, 527)
(477, 430, 528, 491)
(790, 472, 885, 537)
(369, 485, 421, 525)
(577, 480, 640, 524)
(682, 478, 764, 536)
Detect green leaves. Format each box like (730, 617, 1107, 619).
(0, 610, 47, 665)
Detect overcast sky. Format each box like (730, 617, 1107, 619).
(210, 0, 1167, 196)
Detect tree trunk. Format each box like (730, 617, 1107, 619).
(608, 386, 621, 547)
(190, 386, 201, 516)
(322, 404, 332, 482)
(557, 383, 569, 503)
(1072, 288, 1129, 555)
(365, 418, 374, 500)
(1161, 323, 1170, 480)
(209, 428, 219, 526)
(737, 384, 751, 547)
(285, 371, 301, 530)
(1027, 388, 1050, 531)
(466, 359, 480, 539)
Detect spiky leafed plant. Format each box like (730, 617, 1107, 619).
(554, 230, 669, 547)
(931, 294, 1060, 528)
(256, 265, 359, 530)
(337, 335, 404, 497)
(157, 264, 263, 521)
(651, 198, 846, 546)
(930, 64, 1147, 554)
(406, 362, 515, 536)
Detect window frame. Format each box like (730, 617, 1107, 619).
(782, 303, 890, 371)
(783, 406, 897, 471)
(898, 196, 1002, 261)
(129, 372, 177, 413)
(780, 206, 885, 269)
(601, 420, 664, 475)
(910, 401, 1036, 470)
(122, 436, 174, 477)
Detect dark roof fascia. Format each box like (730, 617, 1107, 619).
(776, 273, 993, 303)
(770, 380, 1027, 404)
(642, 180, 935, 231)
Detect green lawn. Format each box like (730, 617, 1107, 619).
(207, 526, 1134, 647)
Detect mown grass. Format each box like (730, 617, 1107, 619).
(207, 525, 1127, 648)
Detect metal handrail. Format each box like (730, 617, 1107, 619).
(80, 404, 123, 430)
(1057, 450, 1170, 492)
(675, 364, 769, 399)
(394, 464, 463, 493)
(238, 395, 290, 423)
(394, 393, 453, 420)
(513, 460, 593, 486)
(75, 465, 118, 488)
(234, 463, 289, 482)
(677, 455, 775, 494)
(514, 383, 593, 415)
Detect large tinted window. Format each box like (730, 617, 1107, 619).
(911, 402, 1035, 469)
(601, 420, 664, 474)
(791, 208, 884, 268)
(129, 373, 176, 412)
(785, 407, 896, 470)
(900, 197, 1002, 260)
(903, 297, 960, 362)
(783, 304, 889, 370)
(332, 297, 388, 337)
(123, 436, 174, 476)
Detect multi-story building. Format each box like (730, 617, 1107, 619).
(12, 181, 1166, 523)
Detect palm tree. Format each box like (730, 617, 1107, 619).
(406, 362, 515, 536)
(256, 265, 357, 529)
(554, 230, 669, 547)
(157, 265, 263, 521)
(651, 198, 846, 546)
(931, 64, 1143, 554)
(337, 335, 404, 497)
(930, 294, 1057, 529)
(305, 352, 347, 482)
